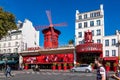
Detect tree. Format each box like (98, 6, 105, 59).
(0, 7, 17, 39)
(68, 39, 74, 45)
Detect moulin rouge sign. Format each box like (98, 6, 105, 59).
(27, 47, 40, 51)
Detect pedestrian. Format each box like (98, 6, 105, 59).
(5, 65, 13, 77)
(95, 57, 106, 80)
(111, 64, 120, 80)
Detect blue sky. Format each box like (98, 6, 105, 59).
(0, 0, 120, 46)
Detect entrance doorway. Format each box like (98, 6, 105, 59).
(77, 53, 100, 64)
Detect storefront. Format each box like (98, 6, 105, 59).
(20, 47, 75, 70)
(0, 53, 19, 70)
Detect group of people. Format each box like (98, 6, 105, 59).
(95, 57, 120, 80)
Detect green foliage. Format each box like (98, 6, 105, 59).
(68, 39, 74, 44)
(113, 63, 117, 67)
(90, 63, 95, 66)
(69, 63, 73, 66)
(64, 63, 67, 66)
(53, 63, 56, 66)
(106, 62, 110, 66)
(0, 7, 17, 39)
(57, 63, 61, 66)
(25, 64, 28, 66)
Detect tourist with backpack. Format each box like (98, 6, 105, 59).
(95, 57, 106, 80)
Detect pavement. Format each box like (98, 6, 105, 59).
(0, 69, 70, 78)
(0, 69, 115, 78)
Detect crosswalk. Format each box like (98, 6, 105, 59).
(22, 71, 95, 77)
(0, 71, 95, 78)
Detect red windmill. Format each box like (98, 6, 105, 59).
(35, 10, 67, 49)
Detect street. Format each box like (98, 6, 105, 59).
(0, 70, 115, 80)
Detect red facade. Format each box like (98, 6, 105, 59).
(23, 53, 74, 64)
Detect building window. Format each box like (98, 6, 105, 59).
(8, 42, 11, 47)
(94, 13, 97, 17)
(90, 21, 94, 27)
(16, 35, 18, 39)
(91, 30, 94, 36)
(4, 37, 7, 41)
(9, 36, 12, 40)
(79, 41, 83, 44)
(4, 49, 6, 53)
(96, 29, 101, 35)
(78, 23, 82, 28)
(8, 49, 11, 53)
(14, 48, 18, 53)
(4, 43, 6, 48)
(78, 32, 82, 38)
(84, 22, 87, 28)
(84, 14, 87, 19)
(112, 39, 116, 46)
(96, 20, 101, 26)
(97, 39, 101, 43)
(96, 12, 100, 16)
(90, 13, 94, 17)
(15, 42, 18, 46)
(105, 50, 109, 56)
(79, 15, 82, 20)
(112, 50, 116, 56)
(105, 40, 109, 46)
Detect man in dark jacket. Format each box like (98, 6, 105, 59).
(5, 65, 13, 77)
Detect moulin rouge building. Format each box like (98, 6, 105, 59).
(75, 4, 120, 71)
(19, 4, 120, 71)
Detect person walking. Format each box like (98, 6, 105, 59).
(95, 57, 106, 80)
(5, 65, 13, 77)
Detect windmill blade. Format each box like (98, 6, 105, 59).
(46, 10, 53, 26)
(34, 25, 49, 30)
(53, 22, 67, 27)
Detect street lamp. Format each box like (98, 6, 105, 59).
(118, 40, 120, 63)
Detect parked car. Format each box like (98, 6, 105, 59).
(71, 64, 92, 73)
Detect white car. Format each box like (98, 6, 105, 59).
(71, 64, 92, 73)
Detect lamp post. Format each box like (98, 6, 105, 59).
(118, 40, 120, 63)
